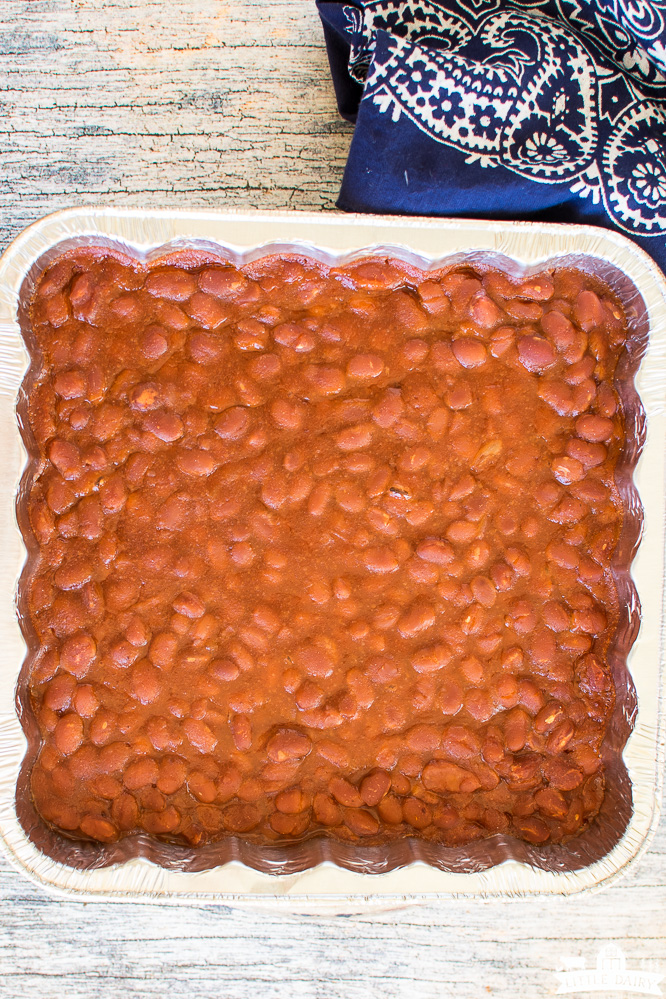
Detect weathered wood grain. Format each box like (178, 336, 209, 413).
(0, 2, 664, 997)
(0, 0, 351, 248)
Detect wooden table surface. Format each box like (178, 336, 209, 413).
(0, 3, 664, 997)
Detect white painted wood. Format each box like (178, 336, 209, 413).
(0, 2, 664, 996)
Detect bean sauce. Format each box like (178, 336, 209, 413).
(24, 249, 629, 849)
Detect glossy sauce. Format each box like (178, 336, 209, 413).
(24, 250, 628, 848)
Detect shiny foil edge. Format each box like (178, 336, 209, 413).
(0, 208, 663, 907)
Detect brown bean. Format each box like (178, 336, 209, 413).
(359, 769, 391, 806)
(129, 382, 161, 412)
(313, 792, 342, 826)
(53, 557, 91, 591)
(558, 633, 592, 654)
(546, 541, 579, 570)
(543, 758, 582, 790)
(596, 382, 617, 417)
(329, 777, 363, 808)
(45, 291, 70, 326)
(95, 742, 129, 774)
(138, 325, 168, 360)
(446, 520, 477, 543)
(575, 653, 610, 697)
(452, 338, 487, 368)
(88, 709, 117, 747)
(72, 696, 99, 736)
(534, 701, 565, 733)
(54, 369, 87, 399)
(344, 808, 380, 837)
(99, 474, 127, 514)
(248, 352, 281, 382)
(186, 291, 227, 330)
(49, 440, 82, 480)
(439, 678, 463, 716)
(487, 326, 513, 357)
(575, 414, 613, 443)
(44, 673, 76, 711)
(470, 575, 496, 608)
(79, 815, 117, 842)
(293, 679, 324, 712)
(215, 406, 250, 440)
(146, 268, 197, 301)
(546, 720, 575, 754)
(573, 480, 607, 506)
(443, 724, 482, 760)
(67, 269, 93, 306)
(504, 707, 530, 752)
(416, 538, 454, 565)
(347, 353, 384, 380)
(542, 600, 570, 632)
(267, 729, 311, 762)
(149, 631, 178, 668)
(183, 717, 218, 754)
(492, 674, 519, 709)
(361, 658, 395, 688)
(188, 771, 217, 803)
(405, 723, 440, 752)
(369, 794, 399, 826)
(230, 713, 252, 751)
(177, 449, 216, 476)
(198, 266, 246, 298)
(508, 599, 537, 634)
(573, 289, 604, 331)
(275, 787, 308, 814)
(335, 423, 374, 452)
(540, 310, 573, 350)
(422, 760, 480, 794)
(517, 335, 556, 371)
(446, 382, 473, 410)
(572, 606, 607, 634)
(539, 380, 574, 415)
(270, 397, 305, 430)
(514, 815, 550, 844)
(268, 811, 307, 836)
(172, 591, 205, 619)
(528, 627, 557, 668)
(305, 364, 345, 396)
(398, 603, 436, 638)
(107, 793, 137, 831)
(60, 633, 97, 677)
(144, 410, 184, 442)
(46, 479, 76, 514)
(464, 689, 494, 722)
(551, 456, 585, 485)
(152, 758, 183, 797)
(470, 293, 502, 328)
(53, 712, 83, 756)
(371, 387, 403, 428)
(144, 804, 183, 835)
(221, 803, 260, 833)
(128, 660, 160, 704)
(110, 639, 139, 668)
(363, 546, 399, 574)
(295, 644, 335, 678)
(402, 797, 431, 829)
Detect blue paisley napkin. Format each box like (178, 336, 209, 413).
(317, 0, 666, 270)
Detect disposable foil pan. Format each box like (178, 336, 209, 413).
(0, 208, 664, 906)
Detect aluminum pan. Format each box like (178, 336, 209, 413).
(0, 208, 664, 905)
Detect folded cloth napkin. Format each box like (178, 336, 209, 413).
(317, 0, 666, 271)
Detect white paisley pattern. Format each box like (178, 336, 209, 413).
(344, 0, 666, 236)
(558, 0, 666, 78)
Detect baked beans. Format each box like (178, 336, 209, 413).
(24, 249, 628, 849)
